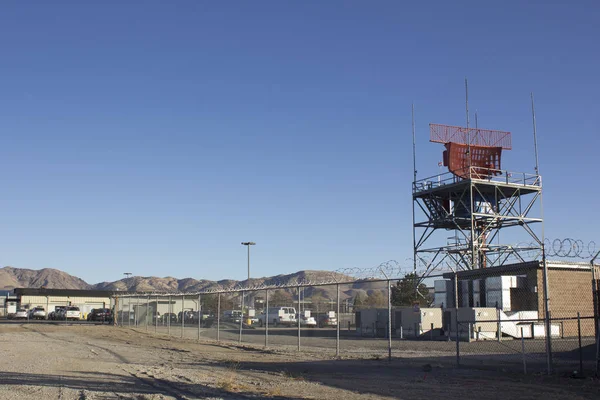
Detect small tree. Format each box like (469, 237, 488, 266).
(308, 294, 331, 313)
(353, 291, 368, 309)
(212, 295, 235, 311)
(269, 290, 293, 307)
(365, 291, 387, 307)
(391, 273, 430, 307)
(200, 294, 221, 313)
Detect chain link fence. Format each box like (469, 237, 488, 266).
(113, 260, 600, 376)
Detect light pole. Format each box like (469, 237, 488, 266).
(241, 242, 256, 281)
(241, 242, 256, 321)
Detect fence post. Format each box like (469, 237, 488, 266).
(239, 291, 243, 344)
(181, 294, 185, 338)
(127, 296, 131, 327)
(387, 279, 392, 361)
(497, 308, 501, 342)
(521, 327, 527, 374)
(198, 294, 201, 341)
(265, 288, 269, 348)
(454, 272, 460, 366)
(113, 296, 118, 326)
(541, 251, 553, 374)
(297, 284, 301, 352)
(336, 283, 340, 358)
(120, 297, 124, 327)
(217, 292, 221, 343)
(578, 312, 583, 375)
(168, 295, 171, 337)
(146, 296, 149, 331)
(590, 253, 599, 377)
(155, 295, 158, 333)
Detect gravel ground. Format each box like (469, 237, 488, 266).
(0, 323, 598, 399)
(136, 322, 597, 374)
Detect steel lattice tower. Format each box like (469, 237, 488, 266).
(412, 123, 544, 276)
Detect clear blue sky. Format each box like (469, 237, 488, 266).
(0, 1, 598, 284)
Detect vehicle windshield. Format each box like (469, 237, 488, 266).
(67, 307, 80, 311)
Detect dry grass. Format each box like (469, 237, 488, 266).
(263, 385, 283, 398)
(216, 361, 244, 392)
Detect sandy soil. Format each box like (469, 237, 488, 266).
(0, 323, 598, 399)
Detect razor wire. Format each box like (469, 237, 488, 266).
(334, 259, 444, 280)
(544, 238, 596, 259)
(510, 238, 597, 260)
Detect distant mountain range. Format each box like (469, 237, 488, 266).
(0, 266, 386, 301)
(0, 267, 91, 290)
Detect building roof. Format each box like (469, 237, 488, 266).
(441, 260, 597, 280)
(13, 288, 120, 297)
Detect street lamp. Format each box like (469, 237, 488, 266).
(241, 242, 256, 281)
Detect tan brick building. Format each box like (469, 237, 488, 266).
(442, 260, 599, 336)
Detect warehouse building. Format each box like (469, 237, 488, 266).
(12, 288, 116, 318)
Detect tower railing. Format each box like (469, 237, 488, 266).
(413, 167, 541, 194)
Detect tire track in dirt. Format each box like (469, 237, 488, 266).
(22, 325, 132, 364)
(120, 365, 223, 400)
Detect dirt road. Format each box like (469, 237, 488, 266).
(0, 323, 598, 399)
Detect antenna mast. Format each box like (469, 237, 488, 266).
(531, 93, 540, 174)
(412, 103, 417, 182)
(411, 103, 417, 275)
(465, 78, 471, 171)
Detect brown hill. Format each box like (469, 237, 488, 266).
(93, 270, 381, 302)
(0, 266, 91, 290)
(0, 267, 382, 303)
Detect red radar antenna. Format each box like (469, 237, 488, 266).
(429, 123, 512, 179)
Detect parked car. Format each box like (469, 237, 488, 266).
(29, 306, 47, 320)
(199, 313, 215, 328)
(159, 313, 178, 324)
(49, 306, 66, 320)
(13, 308, 29, 320)
(317, 313, 338, 328)
(298, 314, 317, 327)
(257, 307, 297, 327)
(151, 311, 161, 323)
(178, 310, 197, 324)
(87, 308, 113, 322)
(65, 306, 81, 321)
(56, 308, 66, 320)
(223, 310, 242, 323)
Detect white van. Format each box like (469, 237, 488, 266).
(258, 307, 297, 327)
